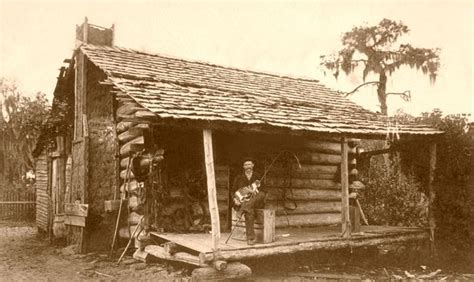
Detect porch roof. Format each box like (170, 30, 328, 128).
(80, 44, 442, 137)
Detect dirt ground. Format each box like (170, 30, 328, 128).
(1, 220, 473, 281)
(0, 221, 189, 280)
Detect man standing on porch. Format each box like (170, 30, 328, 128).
(232, 158, 266, 245)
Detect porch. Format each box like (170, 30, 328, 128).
(145, 225, 429, 266)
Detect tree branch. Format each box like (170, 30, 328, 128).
(386, 90, 411, 102)
(344, 81, 380, 97)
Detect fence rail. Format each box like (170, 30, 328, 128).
(0, 190, 36, 220)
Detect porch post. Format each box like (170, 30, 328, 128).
(203, 129, 221, 253)
(340, 137, 351, 238)
(428, 143, 437, 247)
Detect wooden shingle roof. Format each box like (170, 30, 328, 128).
(81, 44, 442, 137)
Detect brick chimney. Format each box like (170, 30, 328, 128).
(75, 17, 114, 48)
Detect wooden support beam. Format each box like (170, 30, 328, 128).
(199, 231, 429, 263)
(145, 245, 206, 267)
(428, 143, 437, 246)
(340, 137, 351, 238)
(203, 129, 221, 255)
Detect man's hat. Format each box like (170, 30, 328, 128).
(241, 156, 256, 164)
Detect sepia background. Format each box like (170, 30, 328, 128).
(0, 0, 472, 117)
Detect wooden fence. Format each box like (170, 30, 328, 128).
(0, 190, 36, 220)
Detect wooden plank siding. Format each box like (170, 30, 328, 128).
(35, 152, 49, 231)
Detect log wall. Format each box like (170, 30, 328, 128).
(213, 133, 360, 228)
(114, 110, 360, 230)
(115, 97, 146, 241)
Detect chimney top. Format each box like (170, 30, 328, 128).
(75, 17, 114, 48)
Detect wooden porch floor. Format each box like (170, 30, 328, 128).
(149, 226, 429, 264)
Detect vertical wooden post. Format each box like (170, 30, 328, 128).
(340, 137, 351, 238)
(203, 129, 221, 253)
(428, 143, 437, 248)
(57, 136, 65, 214)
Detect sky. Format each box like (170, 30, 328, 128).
(0, 0, 472, 117)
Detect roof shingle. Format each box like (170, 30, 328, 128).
(80, 44, 442, 137)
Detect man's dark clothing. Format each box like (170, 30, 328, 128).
(232, 172, 266, 241)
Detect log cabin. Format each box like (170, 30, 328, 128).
(33, 19, 443, 277)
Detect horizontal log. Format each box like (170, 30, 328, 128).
(120, 169, 135, 180)
(135, 110, 157, 118)
(119, 136, 144, 156)
(224, 213, 339, 235)
(266, 170, 336, 180)
(120, 180, 141, 194)
(348, 139, 361, 147)
(115, 91, 129, 98)
(215, 164, 230, 171)
(302, 141, 341, 154)
(116, 103, 142, 116)
(116, 97, 135, 103)
(199, 231, 429, 263)
(120, 156, 151, 169)
(116, 121, 136, 133)
(120, 157, 130, 168)
(129, 212, 142, 225)
(213, 260, 228, 271)
(191, 262, 251, 279)
(117, 113, 137, 120)
(265, 188, 341, 201)
(265, 200, 341, 215)
(297, 152, 341, 165)
(118, 128, 143, 144)
(167, 188, 228, 202)
(275, 213, 340, 228)
(359, 148, 392, 158)
(161, 201, 227, 216)
(215, 173, 230, 186)
(129, 196, 140, 210)
(264, 178, 340, 190)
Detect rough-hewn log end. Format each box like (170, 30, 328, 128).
(191, 262, 251, 280)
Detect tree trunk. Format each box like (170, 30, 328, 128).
(377, 72, 388, 115)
